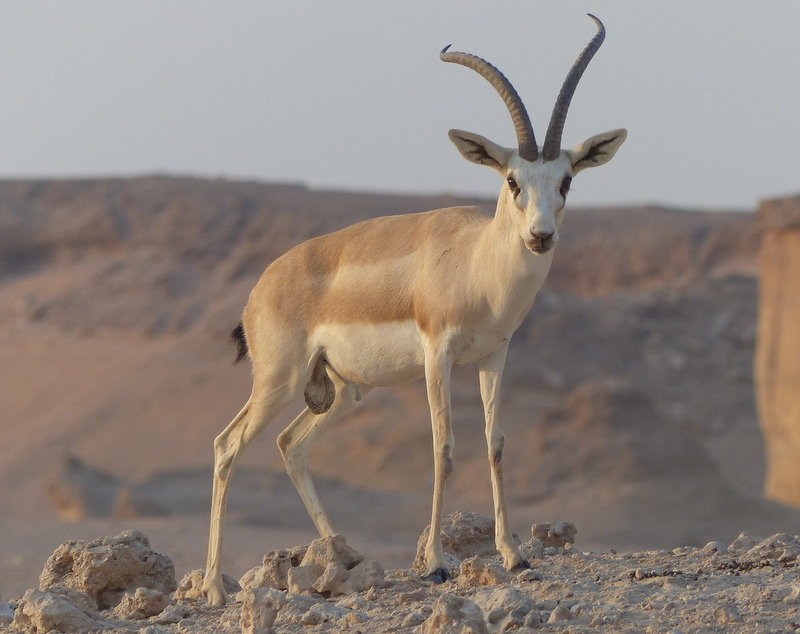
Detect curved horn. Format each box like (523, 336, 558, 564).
(542, 14, 606, 162)
(440, 46, 538, 162)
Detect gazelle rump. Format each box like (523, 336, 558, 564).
(203, 14, 626, 605)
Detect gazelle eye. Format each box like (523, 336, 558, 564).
(506, 176, 521, 199)
(559, 176, 572, 199)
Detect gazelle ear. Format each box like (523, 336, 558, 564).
(448, 129, 514, 171)
(568, 128, 627, 174)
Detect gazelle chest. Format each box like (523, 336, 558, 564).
(448, 326, 511, 366)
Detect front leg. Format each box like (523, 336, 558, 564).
(479, 341, 529, 571)
(422, 341, 454, 582)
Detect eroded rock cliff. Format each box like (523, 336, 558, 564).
(756, 194, 800, 505)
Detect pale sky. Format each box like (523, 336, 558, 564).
(0, 1, 797, 210)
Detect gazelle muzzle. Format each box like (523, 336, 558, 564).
(527, 231, 555, 254)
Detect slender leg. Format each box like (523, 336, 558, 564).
(478, 340, 529, 570)
(203, 386, 294, 606)
(278, 374, 370, 538)
(422, 342, 454, 582)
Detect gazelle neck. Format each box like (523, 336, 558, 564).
(488, 188, 556, 279)
(467, 191, 555, 325)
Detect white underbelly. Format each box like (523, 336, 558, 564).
(312, 321, 426, 387)
(312, 319, 515, 387)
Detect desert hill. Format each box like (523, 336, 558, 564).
(0, 175, 796, 600)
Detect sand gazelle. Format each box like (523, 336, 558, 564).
(203, 14, 625, 605)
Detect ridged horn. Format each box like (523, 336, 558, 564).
(440, 45, 538, 162)
(542, 14, 606, 162)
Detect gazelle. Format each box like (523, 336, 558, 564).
(203, 14, 626, 605)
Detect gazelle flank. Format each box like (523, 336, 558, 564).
(203, 14, 626, 606)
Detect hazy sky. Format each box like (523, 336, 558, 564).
(0, 2, 797, 210)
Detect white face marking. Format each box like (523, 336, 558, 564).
(504, 153, 573, 254)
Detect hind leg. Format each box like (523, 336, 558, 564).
(278, 373, 369, 538)
(203, 385, 294, 606)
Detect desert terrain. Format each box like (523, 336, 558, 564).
(1, 176, 799, 631)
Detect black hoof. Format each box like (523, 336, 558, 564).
(423, 567, 450, 584)
(511, 558, 531, 571)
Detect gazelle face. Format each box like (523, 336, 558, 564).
(448, 127, 626, 256)
(503, 153, 573, 255)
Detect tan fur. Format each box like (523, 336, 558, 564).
(245, 206, 492, 332)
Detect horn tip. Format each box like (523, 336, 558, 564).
(586, 14, 605, 32)
(440, 44, 452, 59)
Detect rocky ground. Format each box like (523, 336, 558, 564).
(3, 513, 800, 633)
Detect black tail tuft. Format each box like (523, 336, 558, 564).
(231, 322, 249, 364)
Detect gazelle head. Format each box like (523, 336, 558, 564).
(442, 15, 626, 255)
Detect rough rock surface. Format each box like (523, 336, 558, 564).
(472, 586, 537, 630)
(175, 569, 241, 601)
(283, 535, 385, 598)
(421, 593, 488, 634)
(237, 536, 385, 600)
(239, 546, 309, 592)
(239, 587, 285, 634)
(38, 530, 177, 609)
(113, 587, 172, 620)
(414, 511, 518, 571)
(13, 586, 103, 634)
(457, 556, 512, 588)
(532, 520, 578, 548)
(756, 194, 800, 506)
(4, 526, 800, 632)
